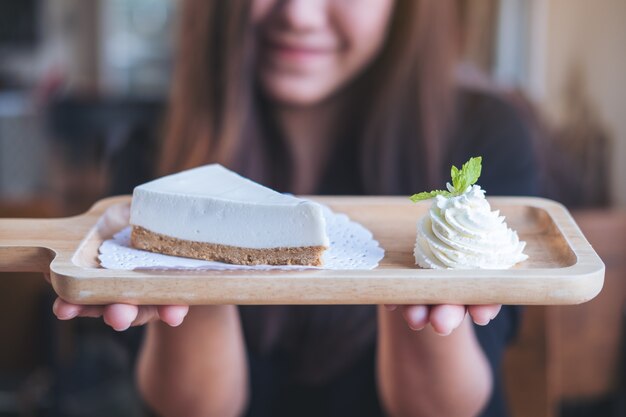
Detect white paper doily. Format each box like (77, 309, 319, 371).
(98, 205, 384, 270)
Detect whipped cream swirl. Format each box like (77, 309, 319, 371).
(414, 185, 527, 269)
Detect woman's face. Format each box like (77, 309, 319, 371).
(252, 0, 395, 106)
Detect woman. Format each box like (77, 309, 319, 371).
(54, 1, 537, 416)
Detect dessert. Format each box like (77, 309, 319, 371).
(410, 157, 527, 269)
(129, 164, 329, 266)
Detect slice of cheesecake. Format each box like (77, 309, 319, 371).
(129, 164, 329, 266)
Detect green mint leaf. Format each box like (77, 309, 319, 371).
(451, 156, 482, 193)
(409, 156, 483, 202)
(451, 164, 462, 191)
(409, 190, 451, 202)
(461, 156, 482, 189)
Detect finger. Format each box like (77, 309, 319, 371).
(103, 304, 139, 331)
(53, 298, 80, 320)
(157, 305, 189, 327)
(74, 305, 108, 318)
(402, 305, 430, 331)
(129, 306, 159, 327)
(53, 298, 105, 320)
(429, 305, 466, 336)
(129, 305, 188, 328)
(43, 273, 51, 284)
(468, 305, 502, 326)
(384, 304, 398, 312)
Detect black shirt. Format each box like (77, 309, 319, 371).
(237, 91, 537, 417)
(110, 90, 538, 417)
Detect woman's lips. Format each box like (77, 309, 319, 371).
(263, 40, 334, 67)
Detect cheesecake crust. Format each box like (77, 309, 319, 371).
(130, 226, 326, 266)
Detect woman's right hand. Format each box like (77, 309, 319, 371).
(52, 298, 189, 331)
(45, 273, 189, 331)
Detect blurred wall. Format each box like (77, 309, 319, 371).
(0, 0, 100, 90)
(541, 0, 626, 205)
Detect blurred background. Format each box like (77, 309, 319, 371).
(0, 0, 624, 416)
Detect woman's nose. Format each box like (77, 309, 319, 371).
(280, 0, 329, 32)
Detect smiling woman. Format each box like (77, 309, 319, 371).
(53, 0, 539, 416)
(252, 0, 395, 105)
(160, 0, 461, 193)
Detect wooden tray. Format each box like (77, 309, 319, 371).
(0, 196, 604, 305)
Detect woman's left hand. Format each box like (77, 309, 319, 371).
(385, 304, 502, 336)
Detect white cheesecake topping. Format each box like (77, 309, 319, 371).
(130, 164, 329, 249)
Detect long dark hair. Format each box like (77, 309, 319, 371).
(160, 0, 460, 192)
(159, 0, 461, 383)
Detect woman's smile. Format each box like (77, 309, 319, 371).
(262, 37, 337, 71)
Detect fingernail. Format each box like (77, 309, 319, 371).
(58, 311, 78, 320)
(103, 316, 128, 332)
(113, 323, 130, 332)
(409, 322, 426, 331)
(169, 317, 185, 327)
(56, 305, 78, 320)
(475, 318, 490, 326)
(432, 321, 453, 336)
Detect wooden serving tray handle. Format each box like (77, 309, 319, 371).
(0, 197, 119, 273)
(0, 217, 73, 273)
